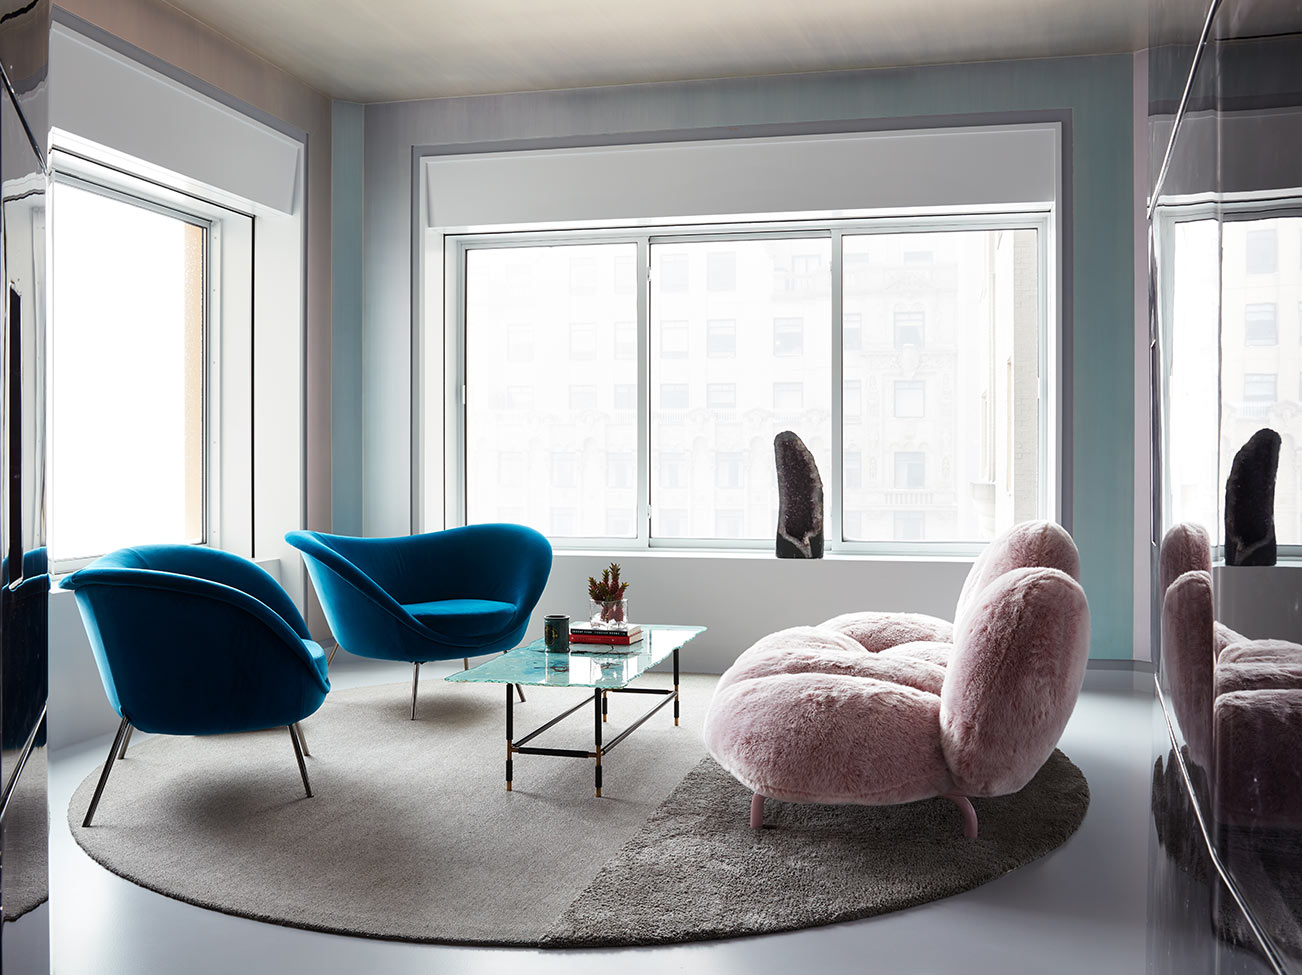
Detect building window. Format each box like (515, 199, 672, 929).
(894, 511, 926, 540)
(658, 508, 690, 537)
(894, 380, 926, 417)
(505, 385, 534, 411)
(660, 383, 689, 410)
(706, 383, 737, 411)
(1244, 373, 1277, 405)
(551, 453, 579, 487)
(614, 384, 637, 410)
(716, 452, 745, 489)
(1244, 303, 1277, 346)
(894, 451, 926, 489)
(844, 451, 863, 490)
(715, 509, 745, 537)
(569, 255, 598, 294)
(773, 382, 804, 411)
(843, 312, 863, 352)
(707, 319, 736, 358)
(893, 310, 924, 348)
(660, 320, 689, 358)
(658, 453, 689, 488)
(607, 452, 634, 488)
(565, 321, 596, 359)
(614, 320, 636, 359)
(506, 324, 533, 362)
(843, 379, 862, 423)
(660, 254, 689, 292)
(707, 251, 736, 291)
(773, 317, 803, 356)
(569, 385, 597, 411)
(1245, 229, 1278, 274)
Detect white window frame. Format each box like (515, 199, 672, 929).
(445, 210, 1054, 555)
(48, 150, 254, 573)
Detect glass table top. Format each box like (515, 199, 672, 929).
(445, 624, 706, 690)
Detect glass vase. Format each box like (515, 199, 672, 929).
(589, 598, 629, 627)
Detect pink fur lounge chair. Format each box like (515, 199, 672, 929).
(704, 521, 1091, 837)
(1160, 522, 1302, 828)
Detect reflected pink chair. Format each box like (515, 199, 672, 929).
(704, 521, 1090, 837)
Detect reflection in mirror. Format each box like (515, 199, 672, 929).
(1150, 0, 1302, 967)
(1, 75, 50, 971)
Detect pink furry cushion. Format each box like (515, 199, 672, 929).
(819, 611, 953, 653)
(1158, 523, 1212, 597)
(1161, 570, 1215, 769)
(1213, 688, 1302, 827)
(714, 627, 867, 694)
(879, 640, 954, 669)
(953, 521, 1081, 625)
(1215, 640, 1302, 696)
(940, 566, 1090, 796)
(714, 626, 945, 696)
(1214, 621, 1247, 658)
(704, 672, 954, 805)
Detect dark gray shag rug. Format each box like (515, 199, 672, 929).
(3, 747, 49, 921)
(67, 677, 1088, 947)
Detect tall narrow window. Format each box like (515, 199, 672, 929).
(844, 229, 1040, 543)
(650, 237, 831, 541)
(49, 182, 206, 560)
(464, 242, 637, 537)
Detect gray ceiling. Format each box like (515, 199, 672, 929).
(161, 0, 1158, 103)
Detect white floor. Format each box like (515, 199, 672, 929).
(44, 662, 1153, 975)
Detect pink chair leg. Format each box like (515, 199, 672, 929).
(944, 793, 978, 839)
(750, 792, 765, 829)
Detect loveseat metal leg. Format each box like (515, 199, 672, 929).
(750, 792, 765, 829)
(943, 793, 978, 839)
(411, 662, 421, 719)
(289, 724, 313, 798)
(117, 723, 134, 759)
(83, 717, 130, 828)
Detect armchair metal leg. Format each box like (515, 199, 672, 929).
(117, 723, 134, 760)
(327, 643, 339, 666)
(83, 717, 131, 828)
(288, 724, 313, 798)
(411, 662, 421, 719)
(463, 657, 469, 670)
(516, 684, 526, 703)
(293, 721, 310, 756)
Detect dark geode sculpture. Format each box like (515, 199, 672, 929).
(1224, 428, 1281, 567)
(774, 430, 823, 559)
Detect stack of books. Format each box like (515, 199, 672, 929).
(569, 624, 644, 650)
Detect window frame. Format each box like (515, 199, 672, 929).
(446, 211, 1054, 555)
(48, 152, 254, 573)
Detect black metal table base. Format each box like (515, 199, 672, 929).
(505, 648, 679, 797)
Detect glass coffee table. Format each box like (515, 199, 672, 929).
(446, 624, 705, 797)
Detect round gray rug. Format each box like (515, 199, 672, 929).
(68, 676, 1088, 946)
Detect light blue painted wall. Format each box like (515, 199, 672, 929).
(354, 54, 1135, 660)
(331, 100, 364, 535)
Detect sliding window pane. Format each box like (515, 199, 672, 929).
(842, 229, 1041, 543)
(465, 243, 638, 538)
(49, 183, 205, 561)
(650, 237, 831, 540)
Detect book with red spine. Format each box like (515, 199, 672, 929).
(569, 631, 644, 647)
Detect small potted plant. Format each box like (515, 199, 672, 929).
(587, 562, 630, 626)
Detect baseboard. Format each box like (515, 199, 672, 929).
(1083, 658, 1155, 694)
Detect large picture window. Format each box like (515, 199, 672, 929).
(454, 216, 1049, 551)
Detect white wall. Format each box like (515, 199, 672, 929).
(528, 552, 972, 675)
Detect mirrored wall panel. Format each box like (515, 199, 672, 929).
(1150, 0, 1302, 971)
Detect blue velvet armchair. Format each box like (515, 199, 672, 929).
(285, 524, 552, 718)
(63, 545, 331, 826)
